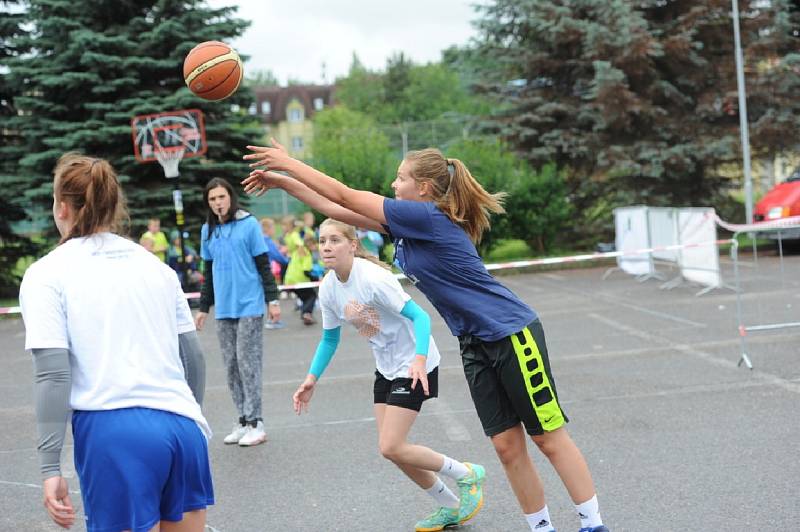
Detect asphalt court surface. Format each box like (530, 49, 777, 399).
(1, 253, 799, 531)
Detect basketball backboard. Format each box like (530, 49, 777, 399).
(131, 108, 207, 163)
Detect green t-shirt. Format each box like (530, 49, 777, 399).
(142, 230, 169, 262)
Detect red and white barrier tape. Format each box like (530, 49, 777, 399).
(483, 238, 734, 272)
(0, 238, 733, 314)
(713, 213, 800, 233)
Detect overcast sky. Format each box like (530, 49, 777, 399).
(206, 0, 483, 85)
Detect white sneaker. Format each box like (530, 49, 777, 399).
(238, 421, 267, 447)
(223, 423, 249, 444)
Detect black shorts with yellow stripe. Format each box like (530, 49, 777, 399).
(459, 319, 568, 437)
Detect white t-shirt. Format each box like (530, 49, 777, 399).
(319, 257, 440, 380)
(19, 233, 210, 438)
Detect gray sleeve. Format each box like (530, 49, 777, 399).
(178, 331, 206, 406)
(31, 348, 71, 480)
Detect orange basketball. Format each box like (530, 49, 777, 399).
(183, 41, 243, 101)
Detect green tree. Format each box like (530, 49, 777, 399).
(0, 0, 37, 296)
(334, 53, 385, 117)
(3, 0, 260, 250)
(310, 106, 396, 196)
(400, 63, 488, 122)
(336, 52, 488, 126)
(471, 0, 800, 227)
(447, 138, 571, 254)
(382, 52, 413, 120)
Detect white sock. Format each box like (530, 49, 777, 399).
(575, 494, 603, 529)
(437, 455, 470, 481)
(424, 477, 459, 509)
(525, 505, 555, 531)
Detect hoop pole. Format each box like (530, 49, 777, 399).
(172, 176, 188, 289)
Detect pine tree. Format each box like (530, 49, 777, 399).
(471, 0, 800, 212)
(3, 0, 262, 248)
(0, 0, 37, 296)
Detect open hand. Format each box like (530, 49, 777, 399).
(241, 169, 287, 197)
(244, 137, 293, 170)
(293, 375, 317, 414)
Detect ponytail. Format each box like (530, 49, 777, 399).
(54, 153, 128, 244)
(405, 149, 506, 244)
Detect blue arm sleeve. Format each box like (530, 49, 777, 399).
(400, 300, 430, 357)
(308, 326, 341, 379)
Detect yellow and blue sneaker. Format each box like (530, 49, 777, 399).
(456, 462, 486, 524)
(414, 506, 459, 532)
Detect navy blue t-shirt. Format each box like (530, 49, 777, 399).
(383, 198, 536, 341)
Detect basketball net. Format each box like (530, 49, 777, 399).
(155, 147, 185, 179)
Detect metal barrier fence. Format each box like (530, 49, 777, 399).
(720, 215, 800, 369)
(608, 206, 732, 296)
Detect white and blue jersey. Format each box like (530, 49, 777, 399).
(201, 211, 268, 319)
(383, 198, 536, 341)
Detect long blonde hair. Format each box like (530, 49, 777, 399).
(404, 148, 505, 244)
(319, 219, 391, 270)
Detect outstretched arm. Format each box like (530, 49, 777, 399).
(244, 139, 388, 225)
(293, 326, 342, 415)
(242, 170, 386, 234)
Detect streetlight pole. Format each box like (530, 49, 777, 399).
(731, 0, 754, 224)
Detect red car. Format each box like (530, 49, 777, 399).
(754, 172, 800, 222)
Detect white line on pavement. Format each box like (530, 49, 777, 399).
(587, 312, 800, 394)
(424, 398, 472, 442)
(0, 478, 81, 494)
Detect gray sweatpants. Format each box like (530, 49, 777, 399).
(216, 316, 264, 421)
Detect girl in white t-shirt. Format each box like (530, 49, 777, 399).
(292, 219, 484, 532)
(19, 153, 213, 532)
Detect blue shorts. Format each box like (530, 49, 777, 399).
(72, 407, 214, 532)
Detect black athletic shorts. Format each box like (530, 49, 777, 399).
(460, 319, 568, 437)
(373, 367, 439, 412)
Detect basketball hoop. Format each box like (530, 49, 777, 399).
(130, 109, 204, 290)
(155, 147, 185, 179)
(131, 108, 207, 167)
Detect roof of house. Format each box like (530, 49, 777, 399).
(251, 84, 336, 124)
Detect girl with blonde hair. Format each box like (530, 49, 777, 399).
(291, 217, 484, 531)
(243, 139, 609, 532)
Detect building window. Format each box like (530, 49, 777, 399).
(288, 108, 303, 122)
(261, 101, 271, 115)
(248, 103, 257, 115)
(313, 97, 324, 111)
(291, 136, 304, 150)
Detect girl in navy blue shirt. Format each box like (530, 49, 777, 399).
(243, 140, 609, 532)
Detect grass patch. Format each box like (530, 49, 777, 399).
(485, 239, 533, 262)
